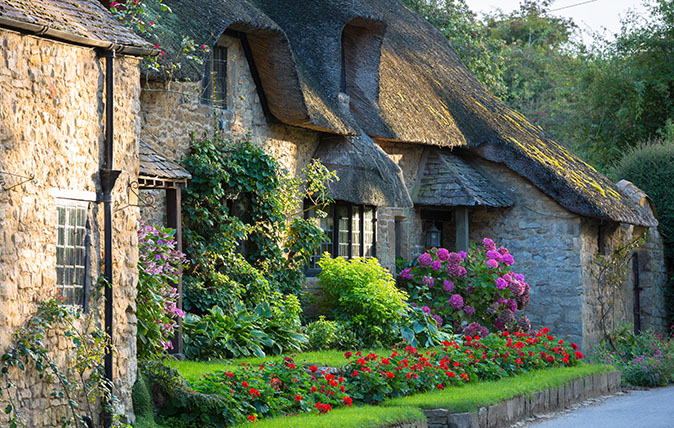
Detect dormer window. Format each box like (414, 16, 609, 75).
(203, 45, 227, 108)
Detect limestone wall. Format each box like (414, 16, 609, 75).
(0, 29, 141, 425)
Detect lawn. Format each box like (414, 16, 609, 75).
(383, 363, 615, 412)
(165, 349, 390, 384)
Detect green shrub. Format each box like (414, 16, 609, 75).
(306, 316, 338, 350)
(318, 255, 408, 346)
(612, 138, 674, 256)
(589, 324, 674, 387)
(184, 297, 308, 360)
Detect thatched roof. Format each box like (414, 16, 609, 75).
(313, 131, 412, 208)
(0, 0, 154, 55)
(145, 0, 361, 135)
(361, 0, 657, 227)
(142, 0, 656, 227)
(413, 149, 512, 208)
(616, 180, 658, 221)
(139, 140, 191, 182)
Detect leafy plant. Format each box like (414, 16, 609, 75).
(590, 324, 674, 387)
(0, 289, 128, 428)
(306, 317, 338, 351)
(318, 256, 408, 347)
(137, 223, 188, 359)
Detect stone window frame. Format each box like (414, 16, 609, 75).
(52, 189, 95, 309)
(305, 201, 377, 276)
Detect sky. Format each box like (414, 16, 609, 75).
(464, 0, 650, 45)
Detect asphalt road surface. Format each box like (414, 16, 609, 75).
(525, 385, 674, 428)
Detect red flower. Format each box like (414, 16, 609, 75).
(575, 351, 584, 359)
(249, 388, 261, 398)
(351, 370, 359, 377)
(310, 365, 318, 372)
(315, 402, 332, 413)
(294, 394, 303, 402)
(242, 381, 249, 388)
(344, 351, 352, 358)
(515, 358, 523, 365)
(571, 343, 579, 350)
(247, 415, 256, 422)
(436, 383, 445, 390)
(343, 396, 352, 406)
(311, 386, 318, 392)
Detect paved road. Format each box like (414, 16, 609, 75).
(525, 385, 674, 428)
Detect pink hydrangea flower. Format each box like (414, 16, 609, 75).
(483, 238, 496, 251)
(443, 280, 454, 292)
(400, 268, 413, 280)
(486, 259, 499, 269)
(431, 260, 442, 271)
(495, 277, 508, 289)
(449, 294, 464, 310)
(437, 248, 450, 261)
(423, 276, 435, 288)
(418, 252, 432, 267)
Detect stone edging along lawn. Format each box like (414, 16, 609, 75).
(385, 370, 621, 428)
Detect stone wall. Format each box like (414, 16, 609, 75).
(636, 226, 668, 332)
(0, 29, 141, 425)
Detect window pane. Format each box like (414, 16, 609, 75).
(337, 205, 350, 258)
(364, 207, 375, 257)
(352, 207, 361, 258)
(308, 205, 334, 270)
(56, 202, 89, 307)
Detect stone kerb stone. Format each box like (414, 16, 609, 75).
(416, 371, 620, 428)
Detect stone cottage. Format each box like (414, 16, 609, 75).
(137, 0, 667, 349)
(0, 0, 155, 425)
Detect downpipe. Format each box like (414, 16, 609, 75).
(100, 49, 121, 428)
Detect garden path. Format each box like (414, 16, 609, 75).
(524, 385, 674, 428)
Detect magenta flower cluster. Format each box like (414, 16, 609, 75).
(400, 238, 531, 336)
(138, 222, 189, 358)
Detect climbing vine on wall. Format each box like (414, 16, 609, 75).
(181, 131, 337, 310)
(0, 285, 128, 428)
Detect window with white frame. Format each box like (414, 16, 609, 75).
(305, 201, 376, 275)
(55, 199, 90, 307)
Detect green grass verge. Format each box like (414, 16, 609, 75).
(383, 363, 615, 413)
(231, 405, 425, 428)
(166, 349, 389, 384)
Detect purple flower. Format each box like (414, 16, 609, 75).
(418, 253, 432, 267)
(449, 294, 464, 310)
(483, 238, 496, 251)
(498, 246, 509, 255)
(466, 286, 475, 295)
(423, 276, 435, 288)
(518, 315, 531, 332)
(431, 260, 442, 271)
(501, 254, 514, 266)
(400, 268, 413, 280)
(486, 250, 500, 260)
(458, 251, 467, 260)
(463, 305, 476, 316)
(421, 306, 431, 315)
(437, 248, 450, 261)
(495, 277, 508, 289)
(514, 273, 525, 282)
(507, 299, 518, 312)
(462, 322, 489, 338)
(508, 281, 524, 297)
(443, 280, 454, 292)
(448, 252, 462, 265)
(431, 314, 443, 327)
(448, 264, 467, 278)
(486, 259, 499, 269)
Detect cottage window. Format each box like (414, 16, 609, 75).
(306, 202, 376, 275)
(56, 199, 90, 307)
(203, 45, 227, 108)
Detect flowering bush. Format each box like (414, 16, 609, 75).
(590, 325, 674, 387)
(137, 223, 188, 359)
(400, 239, 531, 336)
(166, 327, 582, 425)
(193, 358, 352, 425)
(344, 328, 583, 404)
